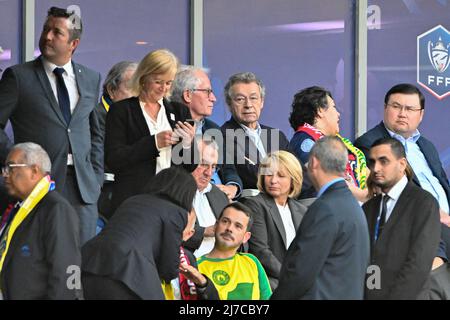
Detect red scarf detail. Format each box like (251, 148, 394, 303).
(179, 247, 198, 300)
(296, 123, 357, 186)
(296, 123, 324, 141)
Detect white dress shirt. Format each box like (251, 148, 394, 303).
(42, 58, 79, 165)
(192, 184, 217, 258)
(276, 202, 296, 249)
(139, 99, 172, 174)
(42, 58, 79, 115)
(381, 175, 408, 222)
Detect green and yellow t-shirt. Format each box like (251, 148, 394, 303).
(197, 253, 272, 300)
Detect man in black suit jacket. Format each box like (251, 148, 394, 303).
(0, 143, 81, 299)
(272, 136, 370, 300)
(353, 83, 450, 264)
(95, 61, 137, 219)
(363, 138, 440, 299)
(220, 72, 289, 190)
(171, 66, 243, 200)
(183, 138, 229, 256)
(0, 7, 103, 245)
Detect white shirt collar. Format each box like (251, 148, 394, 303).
(239, 122, 261, 135)
(42, 57, 74, 77)
(385, 175, 408, 202)
(198, 183, 212, 195)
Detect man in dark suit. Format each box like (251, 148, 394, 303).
(95, 61, 137, 219)
(171, 66, 243, 200)
(183, 138, 230, 257)
(0, 143, 81, 299)
(363, 138, 440, 299)
(220, 72, 289, 191)
(272, 136, 370, 300)
(0, 7, 103, 245)
(353, 83, 450, 264)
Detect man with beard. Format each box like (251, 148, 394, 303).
(197, 202, 271, 300)
(363, 137, 440, 299)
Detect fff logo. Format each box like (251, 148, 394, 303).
(417, 25, 450, 99)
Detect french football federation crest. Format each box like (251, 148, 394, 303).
(428, 37, 450, 73)
(417, 25, 450, 100)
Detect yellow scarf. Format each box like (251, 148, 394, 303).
(161, 280, 175, 300)
(0, 175, 55, 273)
(101, 96, 110, 112)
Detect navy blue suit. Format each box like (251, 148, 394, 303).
(354, 121, 450, 259)
(271, 180, 370, 299)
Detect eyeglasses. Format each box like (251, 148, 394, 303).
(2, 163, 31, 176)
(191, 88, 214, 99)
(232, 95, 261, 106)
(386, 103, 423, 114)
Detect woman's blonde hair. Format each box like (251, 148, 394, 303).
(257, 151, 303, 198)
(130, 49, 179, 96)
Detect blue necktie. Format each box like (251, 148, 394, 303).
(53, 67, 71, 124)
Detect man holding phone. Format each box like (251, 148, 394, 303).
(171, 66, 243, 200)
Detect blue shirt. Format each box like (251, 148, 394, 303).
(240, 122, 267, 159)
(317, 178, 345, 198)
(386, 127, 449, 214)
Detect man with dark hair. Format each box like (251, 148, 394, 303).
(272, 136, 370, 300)
(363, 137, 440, 299)
(197, 202, 272, 300)
(221, 72, 289, 192)
(0, 7, 103, 245)
(354, 83, 450, 265)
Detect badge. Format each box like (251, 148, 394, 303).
(300, 138, 315, 153)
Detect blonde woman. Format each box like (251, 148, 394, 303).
(105, 49, 195, 213)
(239, 150, 308, 290)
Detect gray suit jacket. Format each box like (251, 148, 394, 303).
(0, 57, 103, 203)
(183, 184, 229, 251)
(240, 192, 308, 290)
(271, 180, 370, 300)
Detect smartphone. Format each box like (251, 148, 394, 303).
(185, 119, 195, 126)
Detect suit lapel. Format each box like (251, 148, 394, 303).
(416, 138, 441, 184)
(71, 62, 84, 121)
(130, 98, 151, 137)
(33, 58, 67, 125)
(206, 187, 224, 219)
(1, 205, 39, 272)
(376, 183, 412, 245)
(262, 194, 288, 248)
(288, 199, 304, 230)
(164, 100, 178, 129)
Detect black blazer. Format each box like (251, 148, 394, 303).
(0, 191, 81, 300)
(82, 194, 188, 300)
(105, 97, 191, 211)
(240, 193, 307, 290)
(184, 184, 229, 252)
(220, 117, 289, 190)
(271, 181, 370, 300)
(362, 181, 441, 299)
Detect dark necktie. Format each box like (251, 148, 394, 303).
(53, 67, 71, 124)
(376, 194, 390, 241)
